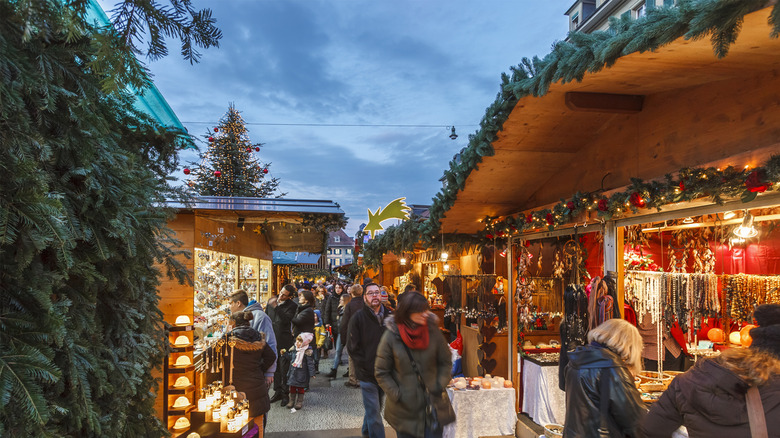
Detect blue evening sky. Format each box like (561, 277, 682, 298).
(111, 1, 569, 236)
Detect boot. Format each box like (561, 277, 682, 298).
(294, 392, 304, 410)
(269, 392, 283, 403)
(285, 392, 296, 409)
(324, 369, 337, 379)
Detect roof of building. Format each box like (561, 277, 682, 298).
(272, 252, 322, 265)
(328, 229, 355, 246)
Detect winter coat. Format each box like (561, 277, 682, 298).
(375, 314, 452, 437)
(224, 326, 276, 418)
(268, 298, 297, 350)
(244, 302, 278, 375)
(292, 303, 315, 338)
(285, 346, 316, 388)
(340, 296, 364, 341)
(563, 343, 647, 438)
(642, 348, 780, 438)
(323, 292, 342, 327)
(347, 303, 392, 384)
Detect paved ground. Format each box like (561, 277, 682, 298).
(263, 351, 397, 438)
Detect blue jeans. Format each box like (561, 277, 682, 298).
(330, 333, 344, 370)
(397, 428, 442, 438)
(359, 381, 385, 438)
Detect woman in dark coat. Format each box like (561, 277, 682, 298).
(375, 292, 454, 438)
(224, 311, 276, 423)
(642, 303, 780, 437)
(563, 318, 647, 438)
(292, 289, 316, 337)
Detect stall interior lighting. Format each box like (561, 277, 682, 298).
(723, 211, 736, 219)
(440, 251, 448, 261)
(443, 263, 450, 272)
(733, 210, 758, 239)
(682, 217, 694, 224)
(641, 212, 779, 233)
(399, 257, 407, 266)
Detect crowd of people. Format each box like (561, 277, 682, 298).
(218, 276, 780, 438)
(218, 278, 451, 437)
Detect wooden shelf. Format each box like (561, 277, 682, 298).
(168, 365, 195, 374)
(168, 405, 196, 416)
(170, 345, 194, 353)
(169, 325, 195, 333)
(168, 384, 195, 394)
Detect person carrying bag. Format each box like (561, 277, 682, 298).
(376, 292, 455, 438)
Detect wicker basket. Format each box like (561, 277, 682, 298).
(544, 423, 564, 438)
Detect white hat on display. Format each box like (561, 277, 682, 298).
(175, 315, 191, 326)
(174, 356, 191, 367)
(172, 396, 190, 408)
(174, 335, 190, 347)
(173, 376, 191, 388)
(173, 416, 190, 429)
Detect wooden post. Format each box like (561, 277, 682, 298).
(603, 221, 625, 317)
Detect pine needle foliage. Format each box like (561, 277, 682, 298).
(0, 1, 217, 436)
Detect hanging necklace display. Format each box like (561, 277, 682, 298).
(514, 245, 536, 331)
(228, 336, 237, 385)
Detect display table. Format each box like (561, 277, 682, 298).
(443, 387, 516, 438)
(521, 357, 565, 427)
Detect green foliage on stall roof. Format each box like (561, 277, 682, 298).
(363, 1, 780, 266)
(428, 0, 780, 232)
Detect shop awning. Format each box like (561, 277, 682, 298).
(169, 196, 345, 253)
(273, 251, 322, 265)
(439, 6, 780, 234)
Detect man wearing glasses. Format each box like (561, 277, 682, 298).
(348, 282, 392, 438)
(267, 284, 298, 406)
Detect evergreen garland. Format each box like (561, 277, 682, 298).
(0, 1, 213, 436)
(363, 1, 780, 267)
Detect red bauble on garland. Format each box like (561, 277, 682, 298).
(486, 233, 494, 239)
(263, 168, 269, 174)
(598, 199, 609, 212)
(566, 201, 575, 211)
(183, 168, 190, 175)
(214, 127, 219, 132)
(679, 180, 685, 191)
(745, 169, 771, 193)
(214, 170, 221, 177)
(546, 213, 554, 225)
(526, 213, 533, 224)
(629, 192, 646, 208)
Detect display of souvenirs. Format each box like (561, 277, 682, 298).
(173, 416, 190, 430)
(174, 355, 192, 367)
(173, 376, 191, 388)
(173, 335, 190, 347)
(175, 315, 191, 326)
(172, 396, 191, 408)
(449, 375, 513, 391)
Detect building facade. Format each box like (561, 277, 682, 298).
(566, 0, 676, 33)
(326, 229, 355, 268)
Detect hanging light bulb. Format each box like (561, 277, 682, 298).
(682, 217, 694, 224)
(449, 126, 458, 140)
(440, 251, 448, 262)
(400, 257, 407, 266)
(723, 211, 736, 220)
(443, 263, 450, 272)
(733, 210, 758, 238)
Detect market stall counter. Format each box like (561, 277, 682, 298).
(445, 377, 516, 438)
(520, 352, 565, 428)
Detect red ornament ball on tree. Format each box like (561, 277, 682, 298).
(214, 127, 219, 132)
(214, 170, 221, 177)
(183, 168, 190, 175)
(208, 136, 214, 142)
(263, 168, 269, 174)
(255, 147, 260, 152)
(247, 148, 252, 152)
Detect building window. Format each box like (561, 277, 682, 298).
(333, 259, 341, 266)
(334, 248, 342, 255)
(334, 236, 340, 243)
(570, 11, 579, 30)
(327, 249, 332, 255)
(635, 4, 646, 19)
(346, 248, 352, 255)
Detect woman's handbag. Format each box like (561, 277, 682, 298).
(398, 336, 456, 430)
(746, 386, 767, 438)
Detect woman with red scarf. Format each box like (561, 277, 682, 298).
(375, 292, 454, 438)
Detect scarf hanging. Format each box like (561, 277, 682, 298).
(398, 322, 429, 350)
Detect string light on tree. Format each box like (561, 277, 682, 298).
(186, 104, 285, 197)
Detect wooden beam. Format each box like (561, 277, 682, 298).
(565, 91, 644, 113)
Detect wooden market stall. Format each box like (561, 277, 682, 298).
(156, 197, 344, 437)
(423, 3, 780, 429)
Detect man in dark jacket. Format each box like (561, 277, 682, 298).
(348, 283, 392, 438)
(340, 283, 364, 386)
(323, 282, 346, 378)
(229, 290, 277, 385)
(266, 284, 297, 405)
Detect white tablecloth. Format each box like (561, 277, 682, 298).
(443, 387, 516, 438)
(521, 360, 566, 426)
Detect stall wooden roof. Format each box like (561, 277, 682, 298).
(440, 7, 780, 234)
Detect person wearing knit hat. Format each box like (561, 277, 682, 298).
(642, 303, 780, 437)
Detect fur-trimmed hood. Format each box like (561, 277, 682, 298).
(718, 346, 780, 386)
(229, 326, 267, 351)
(383, 313, 439, 335)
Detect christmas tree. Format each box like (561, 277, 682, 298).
(187, 105, 284, 197)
